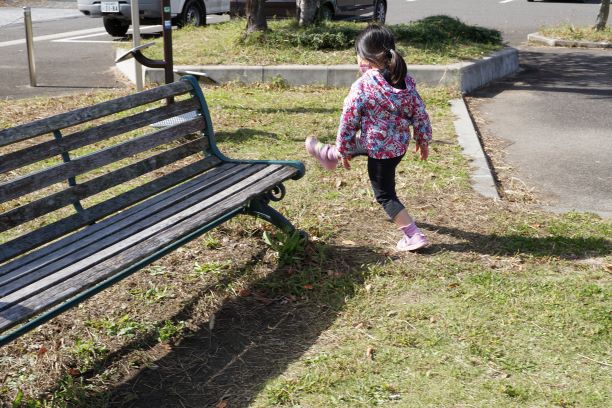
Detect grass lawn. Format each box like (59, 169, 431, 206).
(145, 16, 504, 66)
(0, 83, 610, 407)
(539, 24, 612, 43)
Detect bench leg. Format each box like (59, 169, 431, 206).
(246, 198, 296, 234)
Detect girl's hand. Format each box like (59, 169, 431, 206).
(341, 156, 352, 170)
(415, 142, 429, 161)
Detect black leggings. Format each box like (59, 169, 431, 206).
(367, 155, 405, 220)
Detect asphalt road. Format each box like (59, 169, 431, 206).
(0, 9, 129, 98)
(0, 4, 227, 99)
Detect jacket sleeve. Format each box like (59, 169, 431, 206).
(336, 81, 366, 157)
(407, 77, 432, 145)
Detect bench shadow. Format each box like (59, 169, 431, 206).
(420, 222, 611, 259)
(84, 243, 385, 407)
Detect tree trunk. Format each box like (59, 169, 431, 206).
(246, 0, 267, 33)
(594, 0, 610, 31)
(297, 0, 319, 27)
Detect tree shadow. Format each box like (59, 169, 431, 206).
(420, 222, 611, 259)
(534, 1, 601, 4)
(230, 106, 340, 115)
(469, 49, 612, 99)
(82, 243, 386, 407)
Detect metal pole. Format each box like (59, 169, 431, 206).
(23, 7, 36, 87)
(161, 0, 174, 103)
(131, 0, 143, 91)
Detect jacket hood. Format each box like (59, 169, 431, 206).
(363, 69, 413, 114)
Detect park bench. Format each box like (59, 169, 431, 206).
(0, 76, 305, 346)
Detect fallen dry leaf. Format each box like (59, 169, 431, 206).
(37, 346, 48, 357)
(216, 400, 228, 408)
(67, 368, 81, 377)
(303, 284, 314, 290)
(366, 346, 375, 360)
(238, 288, 252, 297)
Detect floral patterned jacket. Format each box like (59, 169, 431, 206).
(336, 69, 432, 159)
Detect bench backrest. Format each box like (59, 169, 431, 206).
(0, 77, 218, 265)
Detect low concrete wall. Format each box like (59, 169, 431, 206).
(116, 47, 519, 92)
(457, 48, 519, 93)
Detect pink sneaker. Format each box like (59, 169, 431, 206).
(396, 232, 428, 252)
(305, 136, 339, 171)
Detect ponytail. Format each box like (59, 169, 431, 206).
(387, 49, 407, 86)
(355, 25, 407, 87)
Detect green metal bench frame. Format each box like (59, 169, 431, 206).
(0, 76, 305, 346)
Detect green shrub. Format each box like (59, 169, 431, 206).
(238, 16, 502, 52)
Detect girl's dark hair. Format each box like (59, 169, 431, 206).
(355, 25, 407, 87)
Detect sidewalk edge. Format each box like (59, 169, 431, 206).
(450, 98, 500, 201)
(528, 32, 612, 49)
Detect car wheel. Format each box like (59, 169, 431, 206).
(179, 0, 206, 27)
(318, 4, 334, 21)
(103, 17, 129, 37)
(373, 0, 386, 24)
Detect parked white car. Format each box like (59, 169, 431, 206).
(77, 0, 229, 37)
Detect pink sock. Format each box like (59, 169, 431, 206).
(400, 222, 419, 237)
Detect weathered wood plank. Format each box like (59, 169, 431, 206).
(0, 137, 208, 233)
(0, 116, 206, 205)
(0, 98, 200, 174)
(0, 165, 297, 329)
(0, 156, 223, 264)
(0, 163, 263, 293)
(0, 81, 193, 147)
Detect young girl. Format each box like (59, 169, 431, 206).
(305, 24, 432, 252)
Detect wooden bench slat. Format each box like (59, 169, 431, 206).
(0, 137, 208, 233)
(0, 116, 206, 205)
(0, 156, 222, 264)
(0, 98, 200, 175)
(0, 81, 193, 147)
(0, 163, 262, 294)
(0, 166, 296, 327)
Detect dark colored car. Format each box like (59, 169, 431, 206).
(230, 0, 387, 23)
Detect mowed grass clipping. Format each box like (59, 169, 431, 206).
(0, 83, 610, 407)
(146, 15, 504, 65)
(539, 23, 612, 43)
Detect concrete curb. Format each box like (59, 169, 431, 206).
(528, 32, 612, 49)
(450, 98, 500, 201)
(116, 47, 519, 93)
